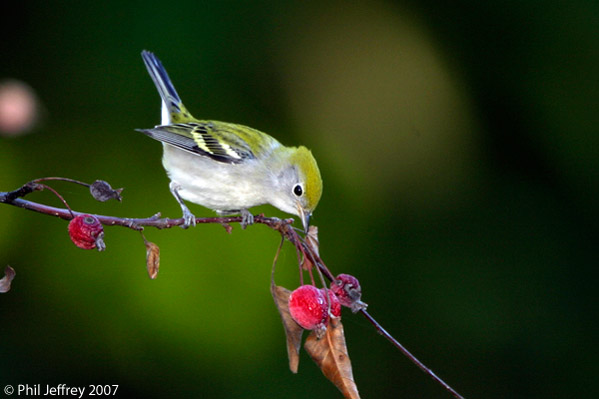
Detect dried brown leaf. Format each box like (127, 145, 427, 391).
(145, 241, 160, 279)
(301, 225, 320, 271)
(0, 265, 16, 293)
(305, 225, 320, 257)
(271, 284, 304, 373)
(221, 223, 233, 234)
(300, 255, 314, 271)
(304, 317, 360, 399)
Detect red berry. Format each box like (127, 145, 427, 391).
(322, 288, 341, 318)
(288, 285, 327, 330)
(330, 273, 363, 309)
(68, 214, 105, 250)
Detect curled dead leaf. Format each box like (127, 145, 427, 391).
(221, 222, 233, 234)
(0, 265, 16, 293)
(271, 284, 304, 373)
(304, 317, 360, 399)
(145, 241, 160, 279)
(305, 225, 320, 257)
(301, 225, 320, 271)
(300, 255, 313, 271)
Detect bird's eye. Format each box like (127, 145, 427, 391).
(293, 184, 303, 197)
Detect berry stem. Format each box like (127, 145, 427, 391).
(32, 176, 91, 187)
(36, 183, 75, 218)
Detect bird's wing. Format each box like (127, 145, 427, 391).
(137, 122, 258, 164)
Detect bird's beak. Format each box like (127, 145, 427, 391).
(297, 205, 311, 234)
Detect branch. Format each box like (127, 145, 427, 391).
(1, 178, 465, 398)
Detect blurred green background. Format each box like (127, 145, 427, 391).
(1, 1, 597, 398)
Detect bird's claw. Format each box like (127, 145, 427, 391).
(240, 209, 254, 230)
(180, 207, 196, 229)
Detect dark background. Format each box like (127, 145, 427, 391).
(1, 1, 597, 398)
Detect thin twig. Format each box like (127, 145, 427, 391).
(359, 308, 465, 399)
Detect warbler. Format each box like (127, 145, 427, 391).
(137, 50, 322, 231)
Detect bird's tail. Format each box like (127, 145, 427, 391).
(141, 50, 191, 125)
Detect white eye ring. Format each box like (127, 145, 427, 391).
(293, 184, 303, 197)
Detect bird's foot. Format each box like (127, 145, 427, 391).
(180, 206, 196, 229)
(240, 209, 254, 229)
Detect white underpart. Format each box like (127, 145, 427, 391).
(162, 144, 272, 212)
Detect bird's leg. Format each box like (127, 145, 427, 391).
(169, 181, 196, 228)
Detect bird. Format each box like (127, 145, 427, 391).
(137, 50, 322, 232)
